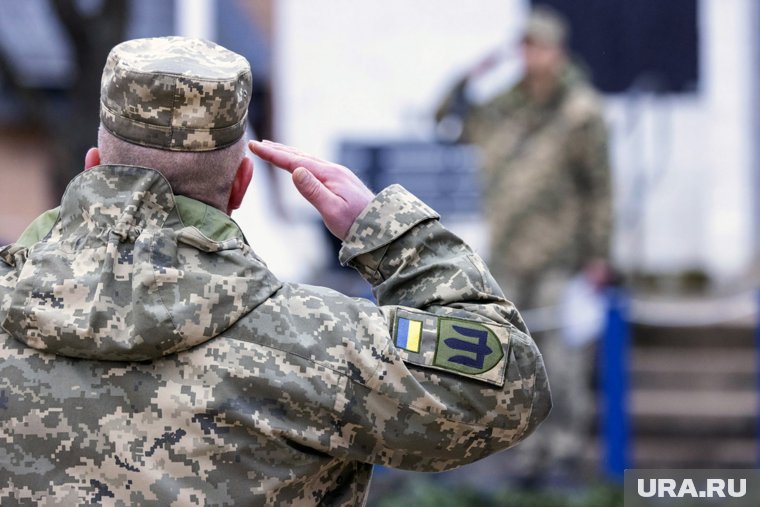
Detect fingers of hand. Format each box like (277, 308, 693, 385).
(292, 167, 338, 209)
(249, 141, 374, 232)
(291, 167, 352, 239)
(249, 141, 307, 173)
(262, 140, 326, 164)
(249, 141, 331, 177)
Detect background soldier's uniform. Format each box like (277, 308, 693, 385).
(440, 62, 611, 479)
(442, 64, 612, 302)
(0, 37, 551, 506)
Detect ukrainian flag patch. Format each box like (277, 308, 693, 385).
(391, 308, 509, 387)
(395, 317, 422, 353)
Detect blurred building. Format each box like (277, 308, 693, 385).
(0, 0, 273, 244)
(0, 0, 169, 242)
(9, 0, 754, 287)
(275, 0, 760, 289)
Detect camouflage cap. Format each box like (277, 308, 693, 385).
(523, 5, 569, 46)
(100, 36, 252, 151)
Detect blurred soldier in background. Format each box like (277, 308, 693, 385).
(437, 5, 612, 484)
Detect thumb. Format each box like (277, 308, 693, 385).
(292, 167, 331, 209)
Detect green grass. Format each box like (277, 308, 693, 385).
(368, 481, 624, 507)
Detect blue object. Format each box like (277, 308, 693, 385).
(339, 141, 483, 217)
(600, 288, 630, 480)
(755, 290, 760, 468)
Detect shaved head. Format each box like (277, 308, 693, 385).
(97, 126, 246, 211)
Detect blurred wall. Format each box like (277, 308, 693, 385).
(0, 126, 53, 242)
(609, 0, 758, 283)
(275, 0, 524, 155)
(274, 0, 527, 256)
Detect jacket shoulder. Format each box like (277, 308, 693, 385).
(562, 84, 605, 127)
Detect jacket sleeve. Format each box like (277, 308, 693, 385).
(311, 184, 551, 471)
(567, 109, 613, 263)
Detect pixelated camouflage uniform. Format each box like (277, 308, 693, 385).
(0, 165, 550, 506)
(439, 63, 611, 477)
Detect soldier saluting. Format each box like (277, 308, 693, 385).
(0, 36, 549, 505)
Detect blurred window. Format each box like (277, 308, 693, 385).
(535, 0, 700, 93)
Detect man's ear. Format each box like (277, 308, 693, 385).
(227, 156, 253, 215)
(84, 148, 100, 170)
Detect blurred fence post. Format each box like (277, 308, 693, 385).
(600, 287, 630, 480)
(756, 290, 760, 468)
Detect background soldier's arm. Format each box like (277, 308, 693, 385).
(568, 110, 613, 264)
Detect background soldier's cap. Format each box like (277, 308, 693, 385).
(100, 36, 252, 152)
(522, 5, 569, 46)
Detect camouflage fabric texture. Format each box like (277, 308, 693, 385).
(440, 64, 612, 307)
(100, 36, 252, 151)
(0, 166, 550, 506)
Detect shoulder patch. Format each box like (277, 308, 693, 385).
(392, 308, 509, 387)
(434, 317, 504, 375)
(395, 317, 422, 353)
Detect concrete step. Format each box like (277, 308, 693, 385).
(631, 348, 755, 374)
(631, 389, 757, 418)
(601, 313, 757, 470)
(633, 415, 755, 438)
(633, 436, 756, 468)
(632, 324, 754, 348)
(630, 347, 756, 390)
(583, 437, 756, 469)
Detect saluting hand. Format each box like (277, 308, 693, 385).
(249, 140, 375, 241)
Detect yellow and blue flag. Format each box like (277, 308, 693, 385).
(395, 317, 422, 353)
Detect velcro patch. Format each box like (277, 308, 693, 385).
(392, 308, 509, 387)
(395, 317, 422, 352)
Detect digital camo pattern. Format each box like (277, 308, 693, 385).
(100, 36, 252, 151)
(0, 169, 550, 506)
(2, 166, 279, 361)
(440, 65, 612, 307)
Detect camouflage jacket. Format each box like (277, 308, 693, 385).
(441, 65, 612, 297)
(0, 165, 550, 506)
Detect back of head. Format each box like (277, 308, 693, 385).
(98, 36, 252, 210)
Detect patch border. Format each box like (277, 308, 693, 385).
(433, 316, 505, 375)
